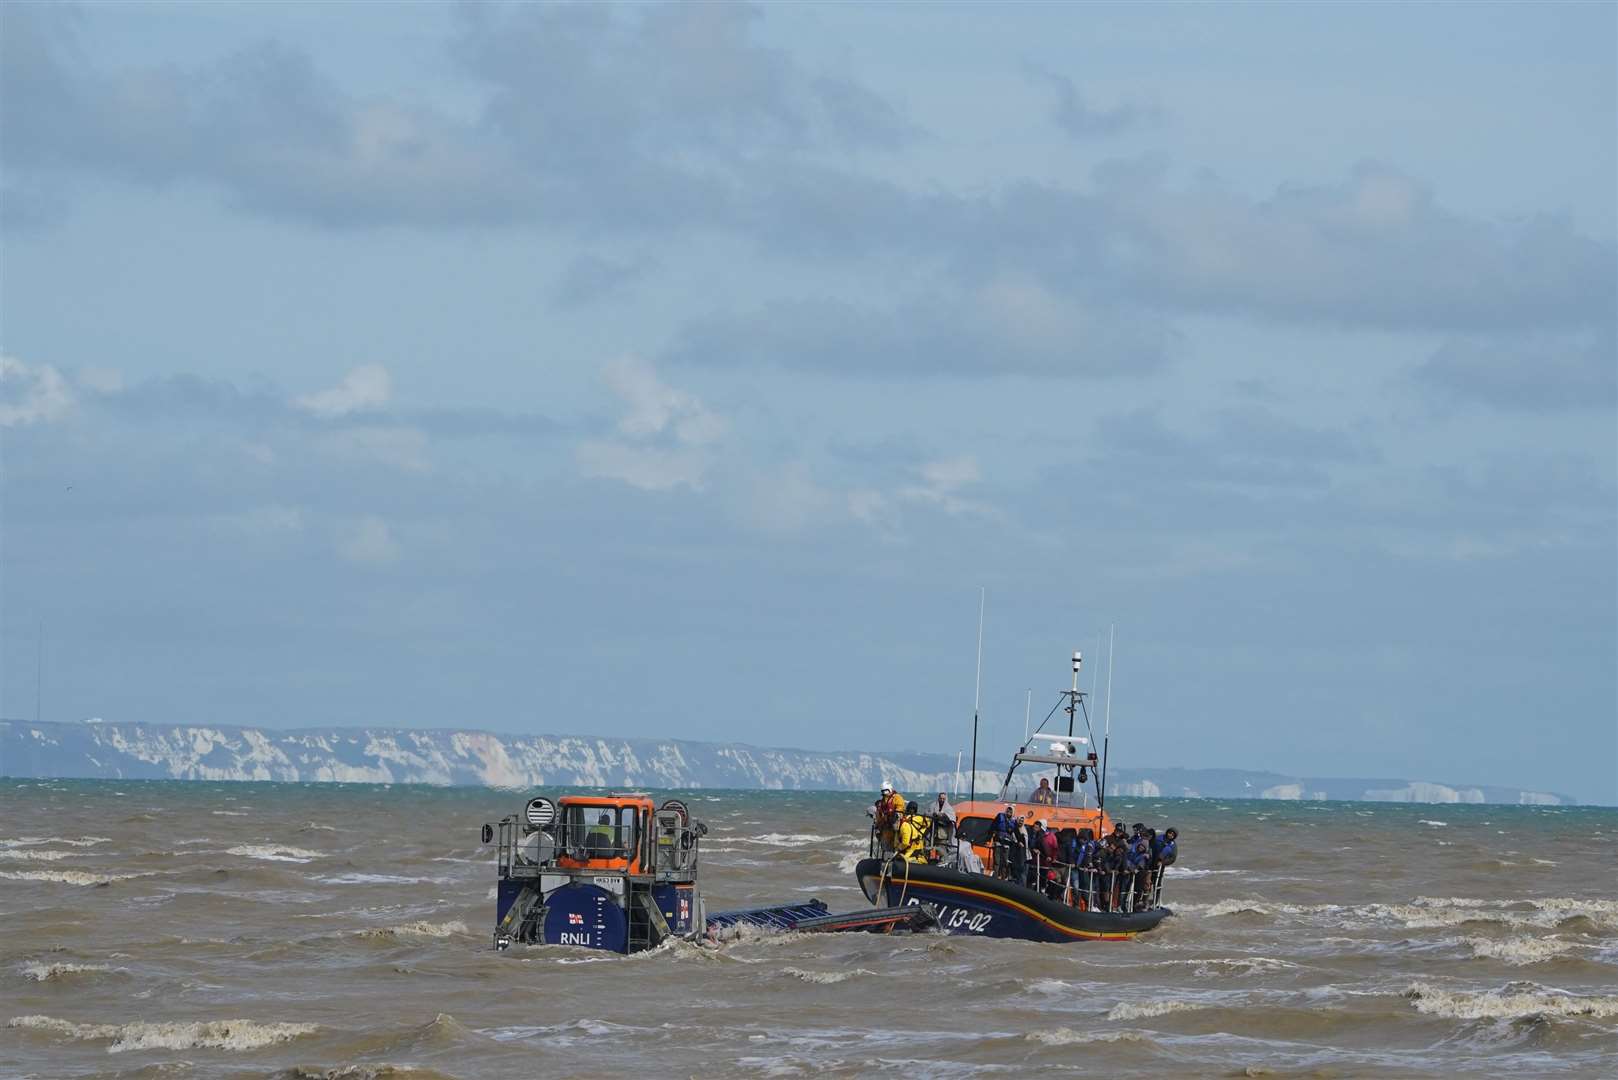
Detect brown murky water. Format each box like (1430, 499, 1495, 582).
(2, 780, 1614, 1078)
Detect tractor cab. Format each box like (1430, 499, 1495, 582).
(483, 791, 708, 954)
(555, 794, 653, 872)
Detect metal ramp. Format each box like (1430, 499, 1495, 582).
(706, 899, 938, 936)
(706, 900, 833, 932)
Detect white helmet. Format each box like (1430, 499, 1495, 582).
(880, 781, 893, 793)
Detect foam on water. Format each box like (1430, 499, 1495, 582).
(0, 869, 149, 886)
(226, 844, 325, 863)
(19, 961, 118, 981)
(1454, 936, 1582, 965)
(780, 966, 878, 984)
(1403, 982, 1618, 1021)
(1028, 1027, 1148, 1045)
(0, 848, 80, 861)
(1106, 999, 1211, 1021)
(8, 1014, 319, 1052)
(356, 919, 470, 940)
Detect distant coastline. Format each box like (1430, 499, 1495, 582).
(0, 718, 1579, 806)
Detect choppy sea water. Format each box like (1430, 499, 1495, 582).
(0, 780, 1613, 1079)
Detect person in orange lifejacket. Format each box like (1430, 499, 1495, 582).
(871, 782, 906, 851)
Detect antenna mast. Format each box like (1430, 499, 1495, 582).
(35, 617, 44, 726)
(969, 588, 984, 806)
(1100, 624, 1115, 809)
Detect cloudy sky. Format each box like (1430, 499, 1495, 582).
(2, 2, 1613, 802)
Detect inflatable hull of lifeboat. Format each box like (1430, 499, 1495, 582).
(855, 858, 1169, 943)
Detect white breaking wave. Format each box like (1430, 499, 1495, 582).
(0, 869, 147, 886)
(224, 844, 324, 863)
(1160, 956, 1298, 977)
(1106, 999, 1211, 1021)
(1179, 899, 1342, 919)
(1418, 820, 1448, 827)
(318, 873, 452, 886)
(18, 961, 116, 981)
(780, 967, 877, 984)
(1403, 982, 1618, 1020)
(1181, 896, 1618, 932)
(743, 833, 837, 847)
(1, 836, 111, 848)
(210, 810, 251, 816)
(1164, 867, 1244, 878)
(0, 849, 80, 861)
(1454, 936, 1580, 965)
(357, 920, 469, 940)
(7, 1014, 319, 1052)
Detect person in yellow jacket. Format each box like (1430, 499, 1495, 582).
(895, 801, 932, 861)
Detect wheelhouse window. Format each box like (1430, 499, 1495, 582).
(956, 816, 995, 846)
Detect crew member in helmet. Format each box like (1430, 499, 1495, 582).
(871, 782, 906, 852)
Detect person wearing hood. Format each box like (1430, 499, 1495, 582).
(931, 793, 957, 843)
(1036, 819, 1061, 896)
(991, 804, 1020, 881)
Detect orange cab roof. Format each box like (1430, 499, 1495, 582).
(558, 794, 654, 809)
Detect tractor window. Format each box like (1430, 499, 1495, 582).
(559, 805, 639, 859)
(618, 807, 637, 860)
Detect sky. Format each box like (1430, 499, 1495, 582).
(1, 1, 1614, 803)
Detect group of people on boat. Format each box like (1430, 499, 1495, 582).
(870, 782, 1179, 914)
(872, 784, 961, 863)
(991, 810, 1176, 912)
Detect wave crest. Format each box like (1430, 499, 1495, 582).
(1106, 999, 1209, 1021)
(357, 920, 469, 940)
(8, 1014, 319, 1053)
(225, 844, 325, 863)
(1404, 982, 1618, 1021)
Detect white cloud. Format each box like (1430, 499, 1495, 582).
(898, 456, 990, 517)
(602, 355, 724, 444)
(336, 515, 401, 565)
(0, 356, 75, 427)
(576, 441, 711, 492)
(294, 364, 392, 418)
(580, 356, 724, 491)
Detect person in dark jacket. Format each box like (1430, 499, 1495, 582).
(1067, 828, 1097, 908)
(1025, 819, 1046, 888)
(1157, 827, 1178, 867)
(992, 805, 1019, 881)
(1099, 835, 1125, 911)
(1124, 838, 1152, 911)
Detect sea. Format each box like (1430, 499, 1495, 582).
(1, 780, 1614, 1079)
